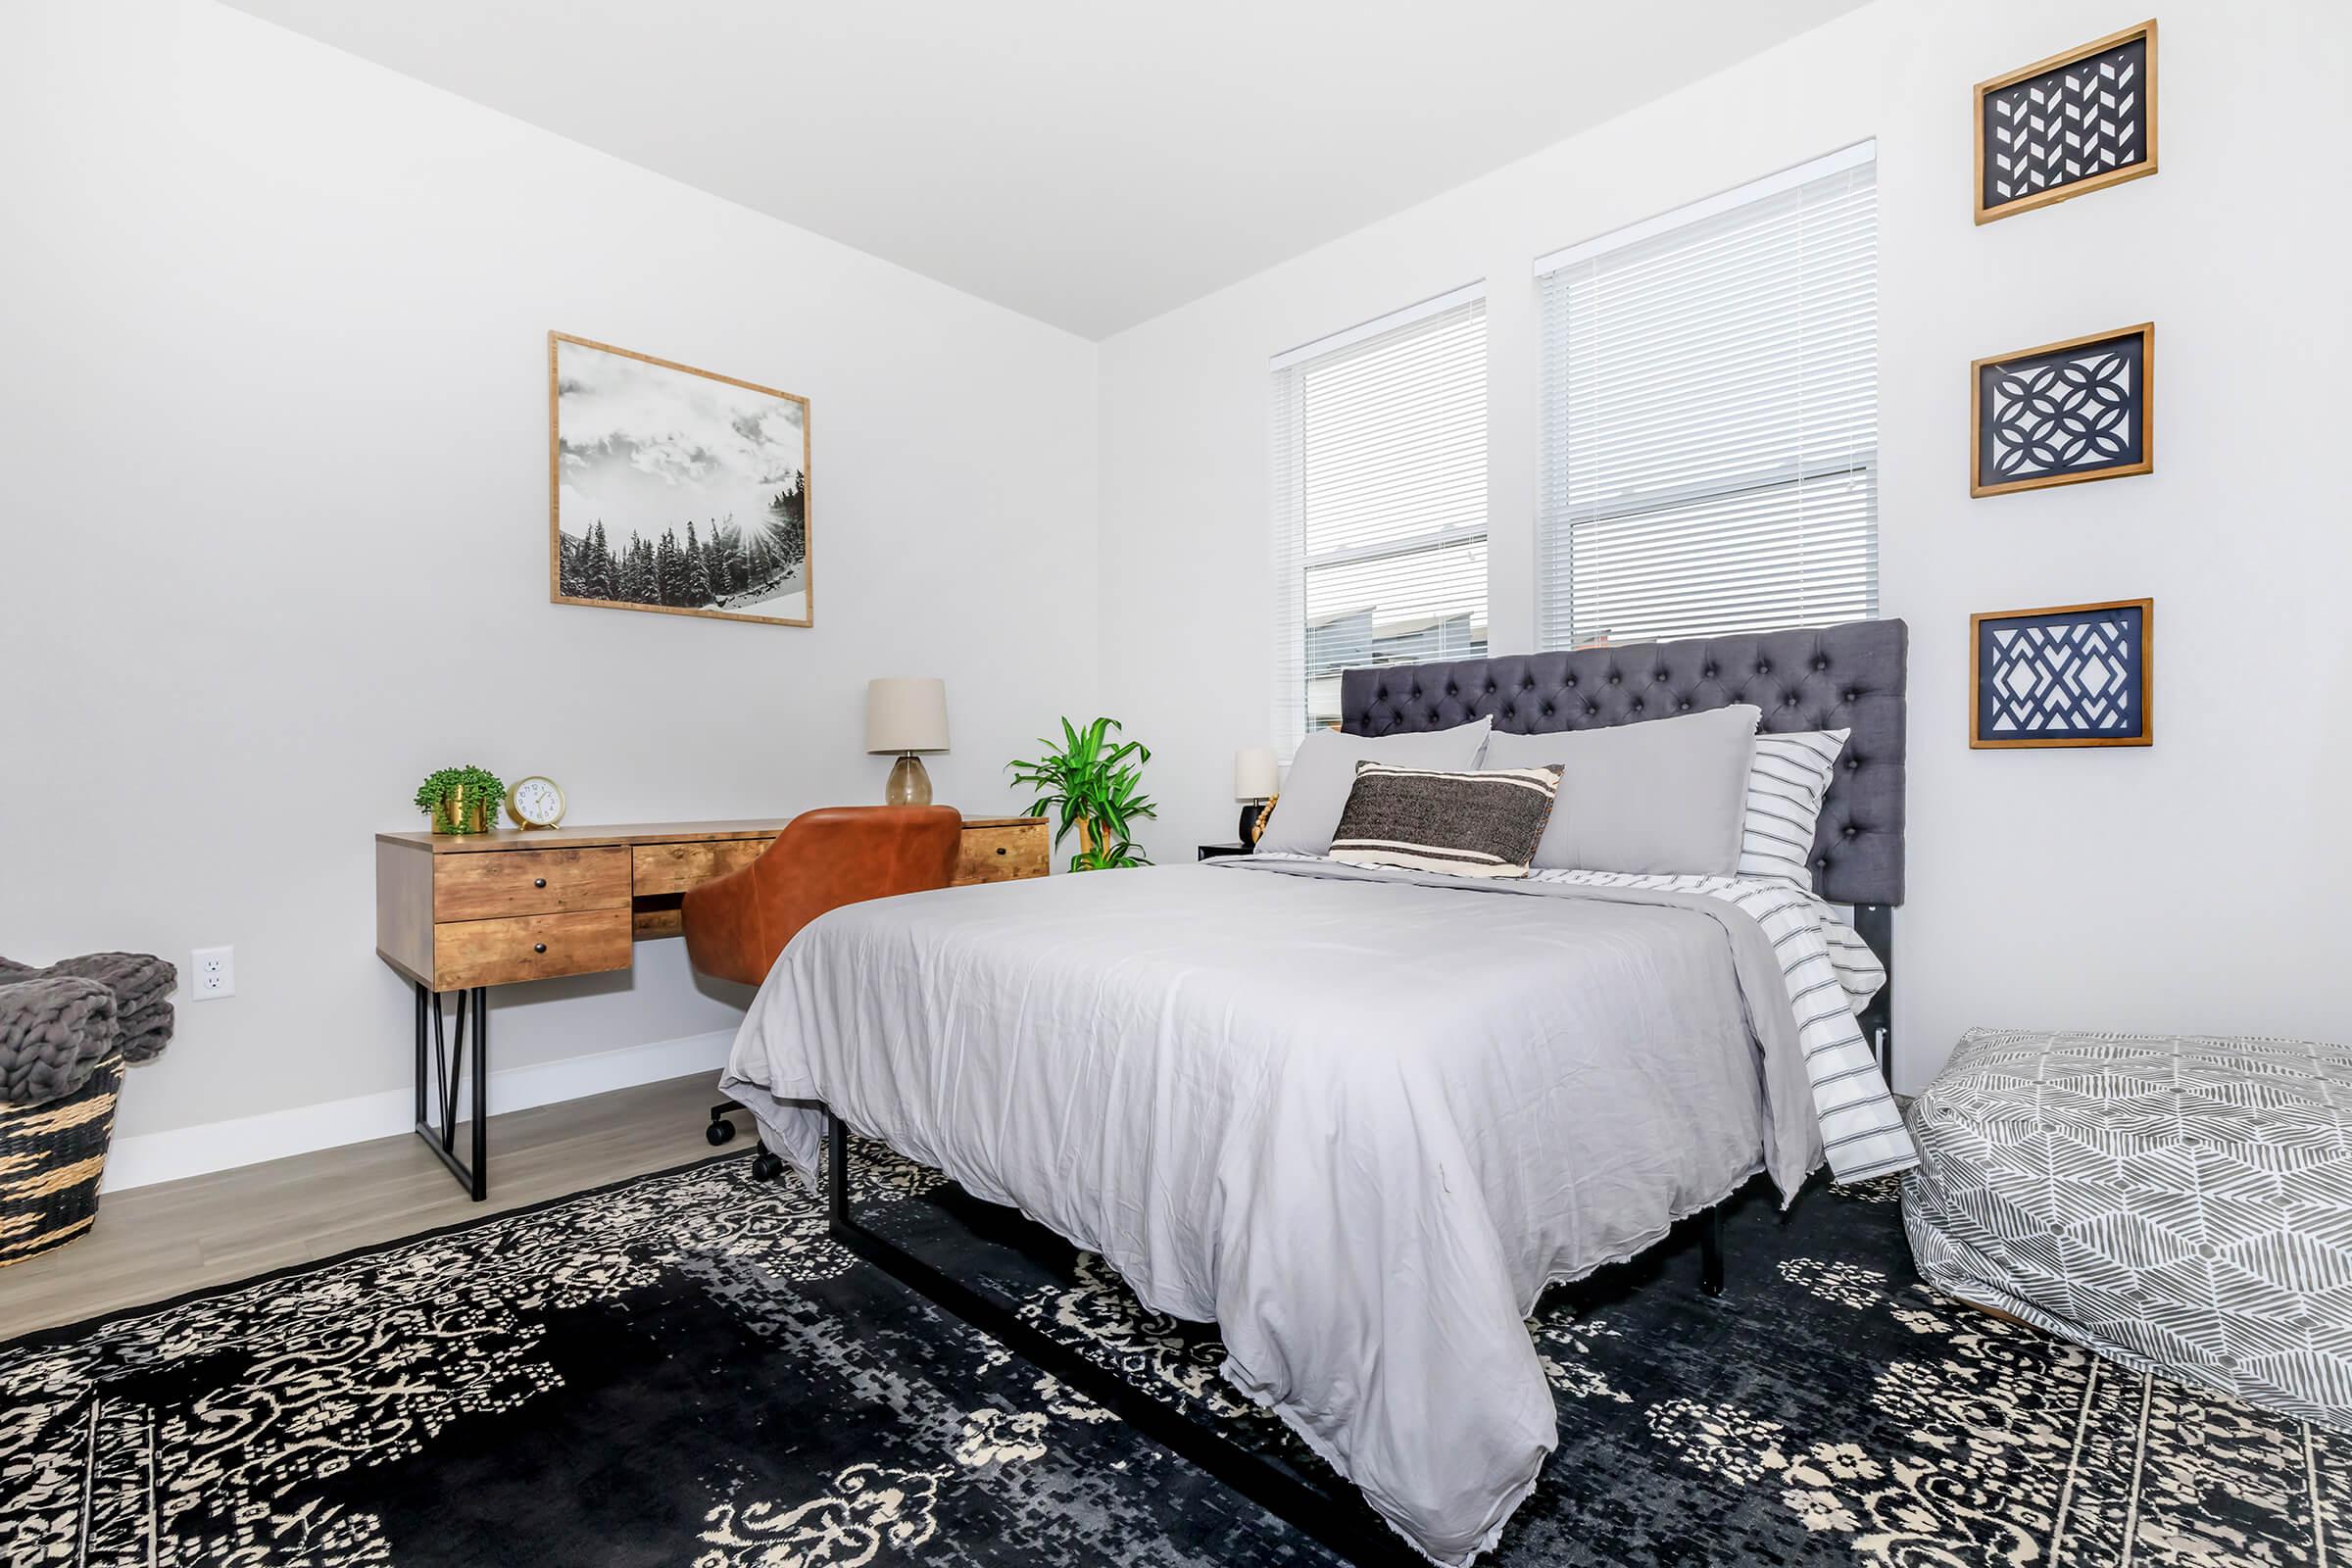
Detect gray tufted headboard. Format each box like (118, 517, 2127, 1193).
(1338, 617, 1907, 908)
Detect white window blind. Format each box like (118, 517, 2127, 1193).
(1271, 288, 1487, 755)
(1536, 144, 1878, 649)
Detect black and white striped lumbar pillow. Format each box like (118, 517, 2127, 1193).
(1327, 761, 1563, 880)
(1737, 728, 1851, 891)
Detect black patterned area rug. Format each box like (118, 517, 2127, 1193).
(4, 1143, 2343, 1567)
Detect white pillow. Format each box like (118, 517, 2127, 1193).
(1737, 729, 1850, 891)
(1257, 718, 1494, 858)
(1485, 707, 1760, 875)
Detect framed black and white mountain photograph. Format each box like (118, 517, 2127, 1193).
(1974, 20, 2157, 224)
(548, 332, 812, 627)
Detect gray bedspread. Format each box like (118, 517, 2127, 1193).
(720, 858, 1827, 1563)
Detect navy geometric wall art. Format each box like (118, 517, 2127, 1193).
(1976, 20, 2158, 224)
(1971, 323, 2154, 499)
(1970, 599, 2153, 749)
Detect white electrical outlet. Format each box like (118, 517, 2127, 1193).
(191, 946, 235, 1001)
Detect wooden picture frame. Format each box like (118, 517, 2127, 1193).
(548, 332, 813, 627)
(1970, 598, 2153, 749)
(1971, 322, 2154, 499)
(1975, 19, 2158, 224)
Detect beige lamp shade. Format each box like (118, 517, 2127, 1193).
(865, 678, 950, 754)
(1234, 745, 1279, 801)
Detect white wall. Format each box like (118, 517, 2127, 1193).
(0, 0, 1100, 1164)
(1099, 0, 2352, 1090)
(4, 0, 2345, 1174)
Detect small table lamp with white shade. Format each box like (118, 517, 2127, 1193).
(866, 677, 949, 806)
(1234, 745, 1279, 846)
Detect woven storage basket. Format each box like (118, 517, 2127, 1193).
(0, 1054, 125, 1267)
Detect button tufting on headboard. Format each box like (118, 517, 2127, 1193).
(1337, 618, 1908, 906)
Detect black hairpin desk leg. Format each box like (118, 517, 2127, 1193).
(414, 981, 488, 1200)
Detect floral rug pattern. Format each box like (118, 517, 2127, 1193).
(2, 1150, 2342, 1566)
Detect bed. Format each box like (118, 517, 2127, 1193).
(719, 618, 1912, 1565)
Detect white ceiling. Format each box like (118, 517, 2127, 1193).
(222, 0, 1868, 339)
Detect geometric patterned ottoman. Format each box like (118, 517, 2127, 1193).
(1902, 1027, 2352, 1433)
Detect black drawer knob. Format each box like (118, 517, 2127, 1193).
(533, 943, 547, 954)
(996, 847, 1007, 856)
(533, 877, 547, 888)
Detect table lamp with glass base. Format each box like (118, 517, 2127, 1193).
(867, 677, 949, 807)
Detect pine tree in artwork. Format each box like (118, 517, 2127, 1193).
(624, 535, 650, 603)
(587, 521, 615, 600)
(713, 521, 747, 594)
(682, 520, 710, 606)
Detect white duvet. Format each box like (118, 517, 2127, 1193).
(719, 858, 1910, 1562)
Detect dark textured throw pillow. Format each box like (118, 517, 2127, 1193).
(1256, 717, 1494, 858)
(1327, 762, 1564, 880)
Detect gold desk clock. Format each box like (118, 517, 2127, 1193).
(508, 775, 565, 829)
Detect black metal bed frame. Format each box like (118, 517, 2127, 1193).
(814, 1106, 1723, 1567)
(1853, 903, 1894, 1075)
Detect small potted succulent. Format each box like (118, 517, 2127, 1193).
(414, 764, 507, 835)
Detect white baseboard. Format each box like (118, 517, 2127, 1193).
(100, 1028, 738, 1194)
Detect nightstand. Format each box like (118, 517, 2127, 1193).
(1197, 843, 1252, 860)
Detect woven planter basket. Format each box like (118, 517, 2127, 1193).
(0, 1054, 125, 1267)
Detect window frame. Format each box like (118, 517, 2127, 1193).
(1269, 285, 1489, 754)
(1532, 142, 1880, 651)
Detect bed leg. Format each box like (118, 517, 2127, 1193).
(1698, 1207, 1725, 1298)
(826, 1107, 849, 1225)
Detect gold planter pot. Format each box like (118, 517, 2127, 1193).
(430, 787, 494, 835)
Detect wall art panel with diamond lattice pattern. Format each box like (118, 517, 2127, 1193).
(1970, 598, 2152, 749)
(1975, 20, 2158, 223)
(1971, 323, 2154, 498)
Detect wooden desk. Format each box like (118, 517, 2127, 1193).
(374, 814, 1048, 1197)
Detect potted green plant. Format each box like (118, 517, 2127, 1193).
(1006, 718, 1157, 871)
(414, 764, 507, 835)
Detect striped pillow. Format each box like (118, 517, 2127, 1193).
(1737, 729, 1850, 892)
(1328, 761, 1563, 880)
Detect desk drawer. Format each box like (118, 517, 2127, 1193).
(633, 838, 771, 897)
(432, 908, 632, 991)
(955, 821, 1050, 884)
(434, 848, 630, 921)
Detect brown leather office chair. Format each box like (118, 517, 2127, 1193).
(686, 806, 963, 1161)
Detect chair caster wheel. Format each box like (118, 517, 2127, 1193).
(750, 1152, 784, 1181)
(706, 1118, 736, 1147)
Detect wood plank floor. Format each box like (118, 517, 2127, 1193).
(0, 1073, 738, 1341)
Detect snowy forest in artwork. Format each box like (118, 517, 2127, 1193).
(553, 337, 809, 623)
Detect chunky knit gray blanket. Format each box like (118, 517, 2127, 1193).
(0, 976, 120, 1106)
(0, 953, 179, 1103)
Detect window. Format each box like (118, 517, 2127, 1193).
(1270, 287, 1487, 751)
(1536, 144, 1878, 649)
